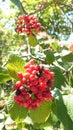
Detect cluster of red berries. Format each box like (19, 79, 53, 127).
(14, 60, 54, 110)
(16, 15, 43, 35)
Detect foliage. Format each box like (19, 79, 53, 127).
(6, 54, 26, 79)
(0, 0, 73, 130)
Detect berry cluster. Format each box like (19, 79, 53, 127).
(14, 60, 54, 110)
(16, 15, 43, 35)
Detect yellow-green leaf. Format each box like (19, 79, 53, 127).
(6, 54, 25, 80)
(28, 34, 38, 47)
(30, 101, 52, 123)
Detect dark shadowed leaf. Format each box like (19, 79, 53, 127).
(10, 0, 24, 13)
(61, 50, 73, 62)
(0, 67, 11, 83)
(51, 66, 67, 88)
(52, 89, 73, 130)
(45, 50, 55, 64)
(7, 92, 28, 122)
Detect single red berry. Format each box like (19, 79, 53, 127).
(17, 72, 23, 79)
(21, 77, 26, 83)
(14, 81, 22, 89)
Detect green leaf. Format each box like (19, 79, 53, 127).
(62, 50, 73, 62)
(0, 67, 11, 83)
(52, 89, 73, 130)
(6, 54, 25, 80)
(51, 66, 67, 88)
(51, 42, 59, 51)
(63, 94, 73, 122)
(45, 50, 55, 64)
(30, 101, 52, 123)
(69, 70, 73, 87)
(7, 92, 28, 122)
(10, 0, 24, 13)
(28, 34, 38, 47)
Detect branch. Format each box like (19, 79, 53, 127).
(22, 53, 45, 62)
(22, 43, 45, 62)
(53, 62, 66, 72)
(68, 65, 73, 72)
(20, 1, 28, 15)
(29, 1, 53, 15)
(60, 2, 73, 10)
(30, 54, 45, 62)
(63, 65, 73, 80)
(60, 6, 73, 24)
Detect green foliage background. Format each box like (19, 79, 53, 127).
(0, 0, 73, 130)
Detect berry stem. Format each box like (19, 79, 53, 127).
(20, 1, 28, 15)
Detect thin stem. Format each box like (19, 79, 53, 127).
(20, 1, 28, 15)
(27, 43, 31, 56)
(60, 6, 73, 24)
(60, 3, 73, 10)
(68, 64, 73, 72)
(29, 1, 52, 15)
(63, 65, 73, 81)
(30, 54, 45, 62)
(22, 53, 45, 62)
(53, 62, 66, 72)
(72, 22, 73, 32)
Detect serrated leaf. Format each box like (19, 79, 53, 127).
(7, 92, 28, 122)
(62, 50, 73, 62)
(52, 89, 73, 130)
(45, 50, 55, 64)
(28, 34, 38, 47)
(63, 94, 73, 122)
(51, 66, 67, 88)
(6, 54, 25, 79)
(0, 67, 11, 83)
(10, 0, 24, 13)
(30, 101, 52, 123)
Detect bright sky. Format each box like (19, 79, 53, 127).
(0, 0, 16, 30)
(0, 0, 12, 16)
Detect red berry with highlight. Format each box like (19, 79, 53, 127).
(14, 60, 54, 110)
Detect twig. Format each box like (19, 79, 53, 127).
(60, 6, 73, 24)
(22, 53, 45, 62)
(20, 1, 28, 15)
(63, 65, 73, 78)
(29, 1, 53, 15)
(68, 64, 73, 72)
(22, 42, 45, 62)
(30, 54, 45, 62)
(53, 62, 66, 72)
(60, 3, 73, 10)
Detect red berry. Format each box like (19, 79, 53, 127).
(17, 72, 23, 79)
(21, 77, 26, 83)
(14, 60, 54, 110)
(14, 81, 22, 89)
(16, 15, 43, 35)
